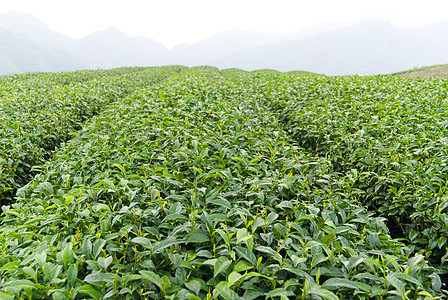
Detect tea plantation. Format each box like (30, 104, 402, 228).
(0, 66, 447, 299)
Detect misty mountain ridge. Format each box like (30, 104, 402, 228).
(0, 11, 75, 49)
(73, 28, 169, 69)
(0, 26, 86, 74)
(1, 11, 448, 75)
(169, 30, 287, 66)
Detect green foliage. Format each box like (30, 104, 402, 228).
(0, 67, 446, 299)
(0, 67, 179, 205)
(260, 74, 448, 263)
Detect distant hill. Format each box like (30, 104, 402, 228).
(0, 12, 169, 74)
(169, 30, 287, 66)
(213, 21, 448, 75)
(392, 64, 448, 78)
(1, 11, 448, 75)
(0, 27, 85, 75)
(0, 11, 74, 49)
(72, 28, 168, 69)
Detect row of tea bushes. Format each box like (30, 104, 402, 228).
(253, 73, 448, 270)
(0, 69, 442, 298)
(0, 67, 181, 204)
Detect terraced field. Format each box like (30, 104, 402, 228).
(0, 66, 447, 299)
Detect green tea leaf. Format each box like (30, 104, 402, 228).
(76, 284, 103, 300)
(308, 283, 338, 300)
(186, 229, 210, 243)
(98, 256, 113, 270)
(9, 280, 35, 291)
(431, 273, 442, 292)
(61, 243, 74, 267)
(228, 272, 243, 287)
(131, 236, 152, 248)
(214, 282, 240, 300)
(0, 292, 14, 300)
(214, 256, 232, 278)
(185, 279, 202, 295)
(67, 264, 78, 286)
(386, 273, 405, 296)
(84, 272, 115, 284)
(322, 278, 359, 290)
(255, 246, 283, 263)
(235, 246, 257, 266)
(140, 270, 164, 292)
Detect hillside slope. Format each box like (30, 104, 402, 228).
(72, 28, 169, 69)
(0, 27, 85, 75)
(1, 12, 448, 75)
(393, 64, 448, 78)
(214, 21, 448, 75)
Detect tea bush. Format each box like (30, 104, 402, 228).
(0, 69, 444, 299)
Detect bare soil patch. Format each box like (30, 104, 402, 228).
(398, 65, 448, 78)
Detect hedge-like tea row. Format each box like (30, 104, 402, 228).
(252, 73, 448, 270)
(0, 69, 442, 299)
(0, 67, 180, 204)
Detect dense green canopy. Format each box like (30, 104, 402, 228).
(0, 67, 446, 299)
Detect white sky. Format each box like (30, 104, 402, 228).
(1, 0, 448, 49)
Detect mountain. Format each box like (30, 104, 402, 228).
(0, 11, 86, 74)
(286, 20, 358, 40)
(0, 27, 85, 75)
(169, 30, 286, 65)
(0, 12, 169, 73)
(0, 11, 74, 49)
(1, 11, 448, 75)
(72, 28, 168, 69)
(214, 21, 448, 75)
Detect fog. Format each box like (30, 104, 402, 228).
(1, 1, 448, 75)
(1, 0, 447, 49)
